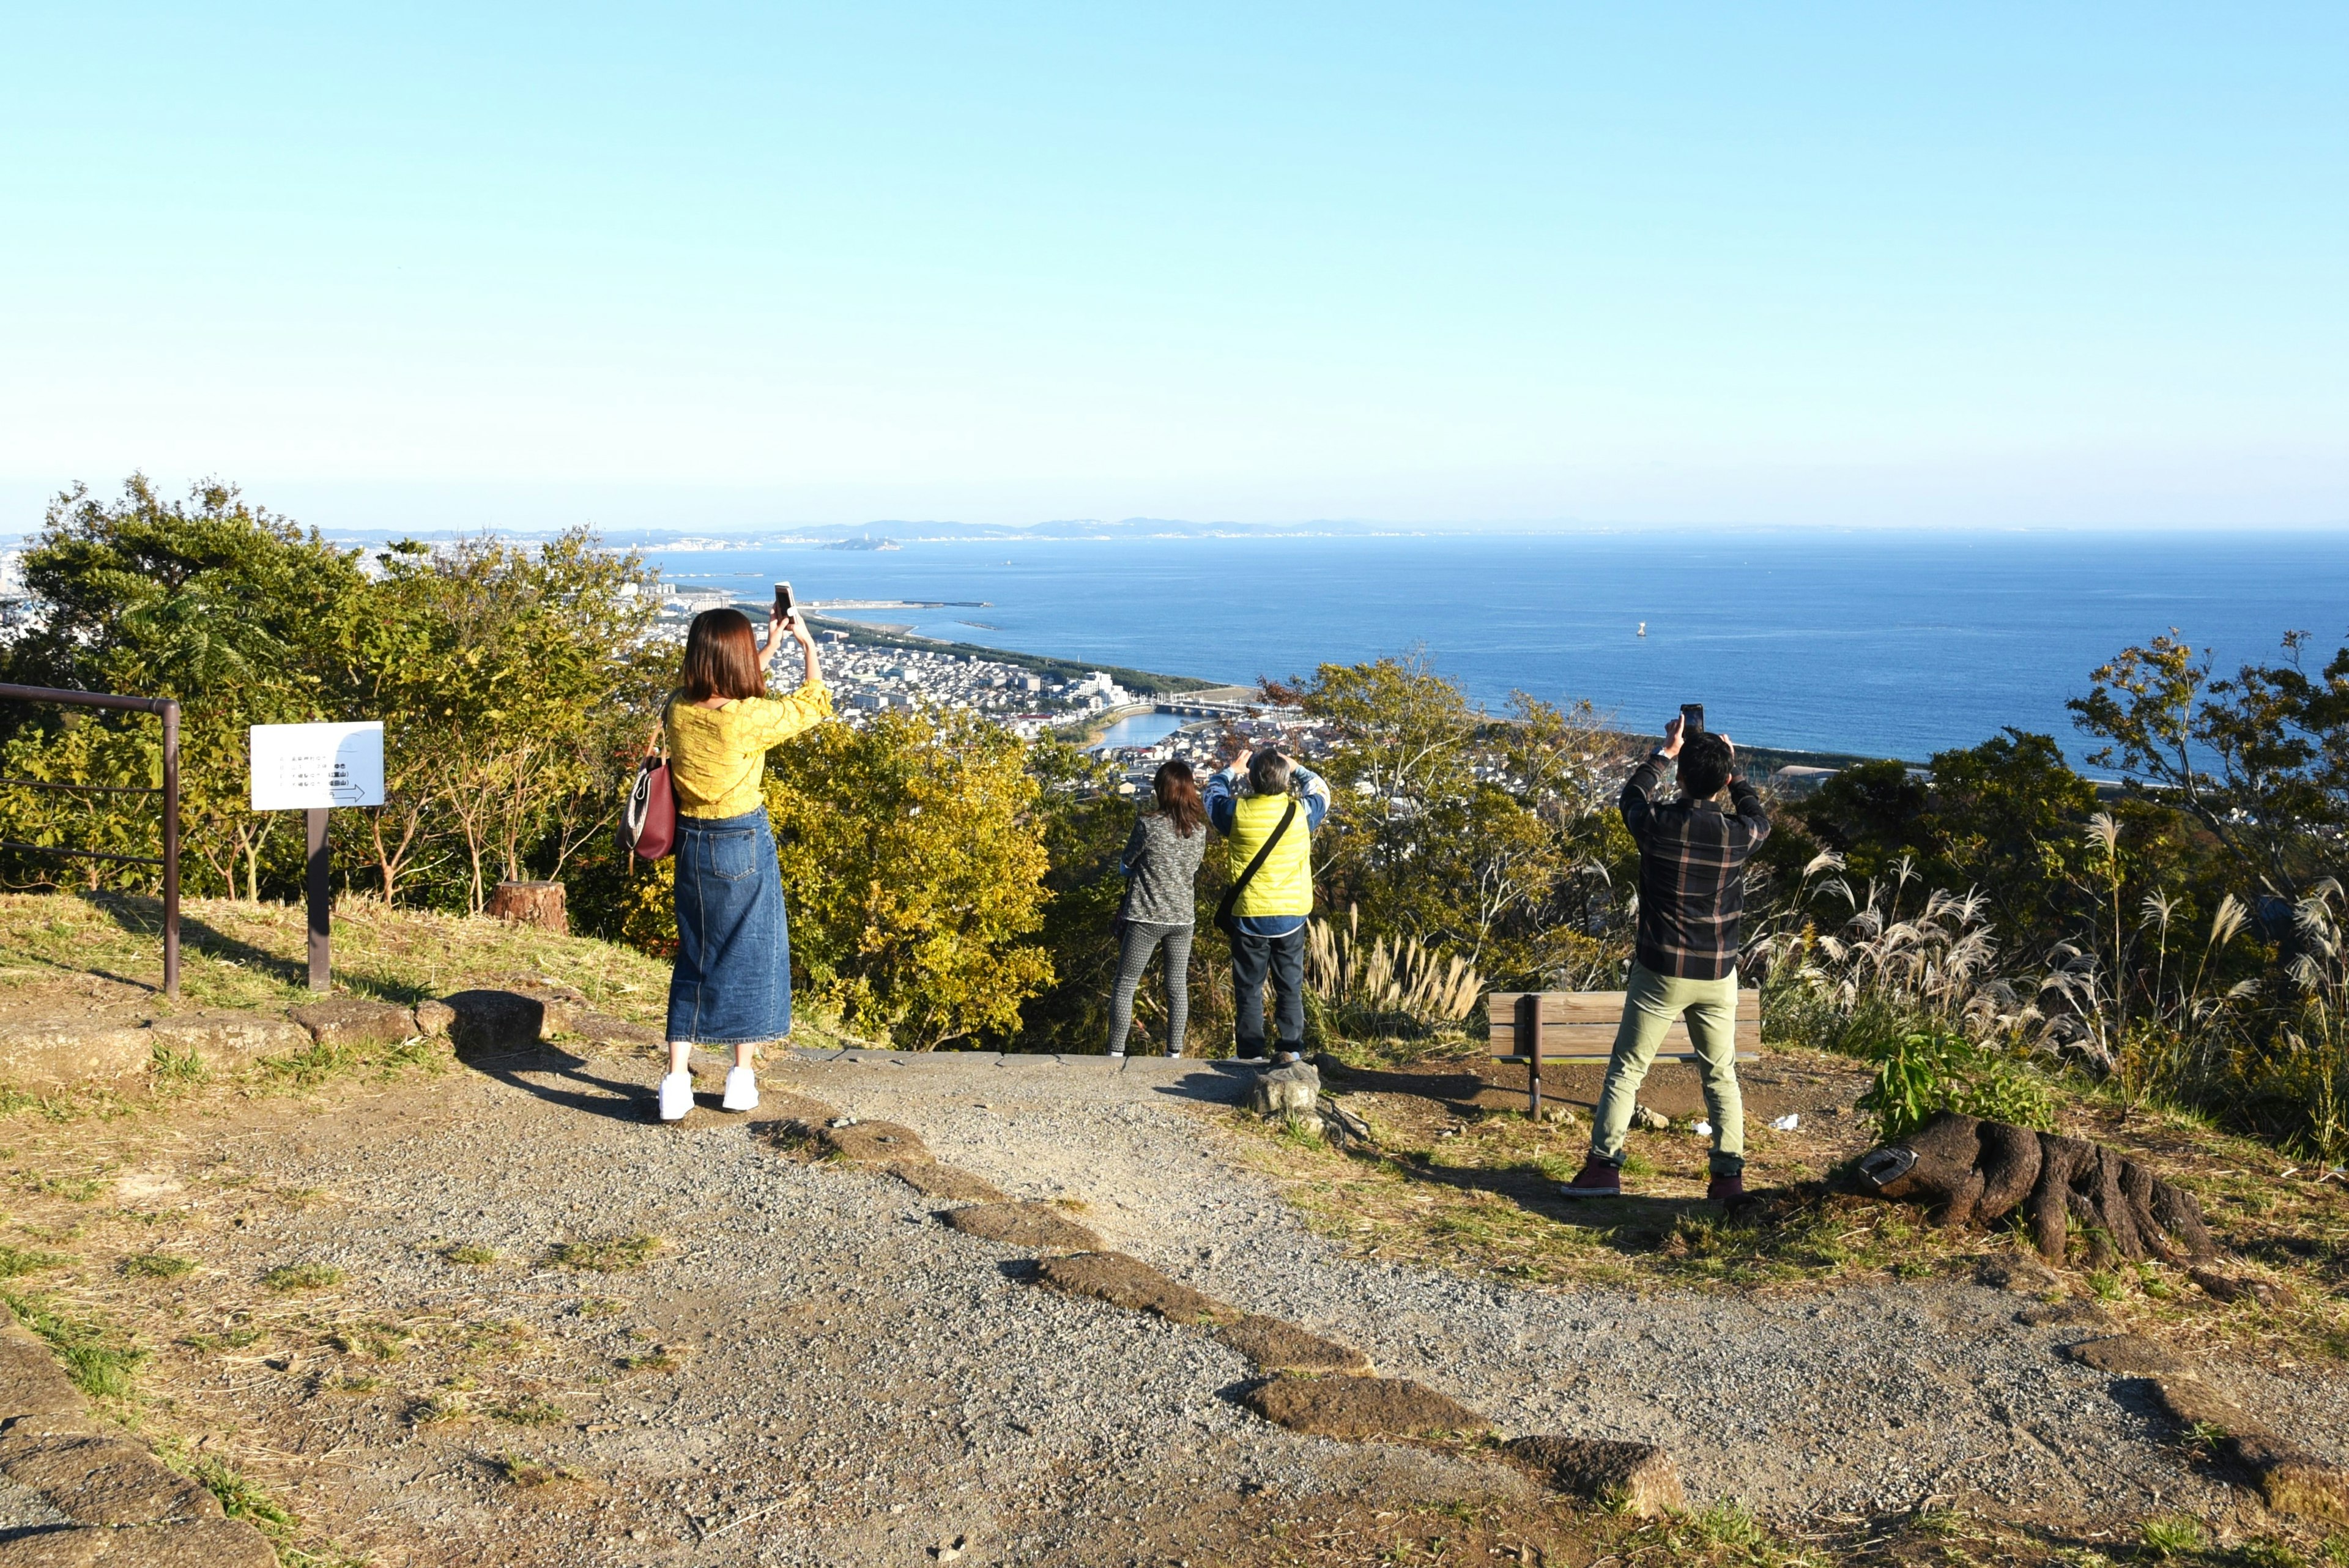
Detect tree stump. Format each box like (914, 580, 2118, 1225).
(1854, 1110, 2215, 1267)
(488, 880, 567, 933)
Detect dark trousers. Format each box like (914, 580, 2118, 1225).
(1229, 924, 1306, 1059)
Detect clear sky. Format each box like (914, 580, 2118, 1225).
(3, 4, 2345, 531)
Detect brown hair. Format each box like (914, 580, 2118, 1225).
(681, 609, 766, 702)
(1152, 759, 1204, 837)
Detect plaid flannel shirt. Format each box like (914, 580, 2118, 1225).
(1621, 752, 1772, 981)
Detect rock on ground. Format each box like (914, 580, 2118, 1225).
(1240, 1375, 1490, 1440)
(1215, 1315, 1371, 1376)
(1504, 1435, 1686, 1517)
(939, 1202, 1102, 1252)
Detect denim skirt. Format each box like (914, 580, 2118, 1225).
(666, 808, 793, 1046)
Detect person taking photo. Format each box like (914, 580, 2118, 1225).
(656, 601, 831, 1122)
(1560, 716, 1768, 1200)
(1203, 745, 1331, 1065)
(1105, 759, 1208, 1060)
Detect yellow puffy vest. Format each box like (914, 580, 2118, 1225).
(1226, 792, 1314, 918)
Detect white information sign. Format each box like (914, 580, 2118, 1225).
(249, 723, 385, 811)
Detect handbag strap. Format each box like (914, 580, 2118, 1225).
(1218, 798, 1299, 922)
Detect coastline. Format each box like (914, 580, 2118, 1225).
(806, 612, 1923, 773)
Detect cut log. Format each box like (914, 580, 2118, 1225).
(488, 880, 568, 933)
(1854, 1110, 2214, 1267)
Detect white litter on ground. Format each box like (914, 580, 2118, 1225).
(1771, 1113, 1801, 1131)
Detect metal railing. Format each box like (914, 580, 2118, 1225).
(0, 683, 180, 998)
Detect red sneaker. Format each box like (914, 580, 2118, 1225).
(1558, 1159, 1622, 1198)
(1707, 1174, 1745, 1203)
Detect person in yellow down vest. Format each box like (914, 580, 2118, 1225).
(1202, 746, 1331, 1065)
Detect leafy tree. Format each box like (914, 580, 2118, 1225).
(1011, 738, 1148, 1053)
(765, 706, 1054, 1049)
(1792, 759, 1933, 882)
(1, 476, 368, 898)
(2070, 630, 2349, 898)
(341, 531, 664, 909)
(1921, 730, 2098, 954)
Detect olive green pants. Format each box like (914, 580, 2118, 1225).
(1589, 963, 1745, 1177)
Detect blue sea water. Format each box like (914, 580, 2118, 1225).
(643, 531, 2349, 765)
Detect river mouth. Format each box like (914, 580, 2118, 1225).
(1090, 712, 1187, 750)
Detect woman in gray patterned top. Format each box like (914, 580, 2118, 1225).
(1107, 760, 1208, 1058)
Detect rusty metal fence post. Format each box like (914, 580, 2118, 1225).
(0, 682, 183, 1000)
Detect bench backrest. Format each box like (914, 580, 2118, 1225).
(1488, 989, 1761, 1061)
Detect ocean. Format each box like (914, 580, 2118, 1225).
(640, 530, 2348, 765)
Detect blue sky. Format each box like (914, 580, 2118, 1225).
(2, 4, 2344, 530)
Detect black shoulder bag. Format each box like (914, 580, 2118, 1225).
(1214, 798, 1299, 940)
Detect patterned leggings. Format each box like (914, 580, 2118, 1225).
(1106, 921, 1193, 1057)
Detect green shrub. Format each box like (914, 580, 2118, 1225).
(1857, 1028, 2057, 1140)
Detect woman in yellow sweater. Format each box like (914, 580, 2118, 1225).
(657, 603, 831, 1121)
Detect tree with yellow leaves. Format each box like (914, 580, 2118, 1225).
(765, 706, 1054, 1050)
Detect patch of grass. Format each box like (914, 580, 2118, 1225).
(150, 1043, 207, 1083)
(0, 1243, 67, 1277)
(261, 1263, 344, 1292)
(181, 1325, 265, 1354)
(453, 1317, 536, 1359)
(328, 1372, 384, 1394)
(119, 1250, 196, 1280)
(484, 1394, 566, 1426)
(549, 1234, 662, 1273)
(329, 1325, 408, 1361)
(576, 1295, 627, 1318)
(1245, 1039, 2349, 1360)
(1609, 1500, 1832, 1567)
(20, 1172, 103, 1202)
(189, 1456, 299, 1534)
(1, 1288, 146, 1399)
(495, 1451, 582, 1487)
(617, 1348, 680, 1373)
(443, 1244, 497, 1266)
(2140, 1515, 2209, 1559)
(1273, 1113, 1326, 1151)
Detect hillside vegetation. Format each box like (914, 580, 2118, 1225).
(4, 477, 2348, 1169)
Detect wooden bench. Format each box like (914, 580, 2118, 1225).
(1488, 990, 1761, 1115)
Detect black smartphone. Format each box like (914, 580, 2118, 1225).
(1680, 702, 1705, 735)
(774, 582, 795, 620)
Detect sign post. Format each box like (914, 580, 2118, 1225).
(250, 723, 385, 992)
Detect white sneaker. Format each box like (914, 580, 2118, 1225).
(656, 1071, 692, 1122)
(721, 1066, 759, 1112)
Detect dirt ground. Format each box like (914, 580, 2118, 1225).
(6, 1033, 2344, 1567)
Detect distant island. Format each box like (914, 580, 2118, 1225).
(821, 535, 900, 552)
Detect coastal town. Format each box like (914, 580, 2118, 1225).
(639, 581, 1331, 791)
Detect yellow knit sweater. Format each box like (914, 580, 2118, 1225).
(662, 680, 832, 818)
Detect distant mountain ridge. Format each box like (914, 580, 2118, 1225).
(299, 518, 1457, 547)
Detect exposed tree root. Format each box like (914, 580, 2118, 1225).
(1855, 1110, 2215, 1266)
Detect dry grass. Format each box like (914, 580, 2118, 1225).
(1241, 1040, 2349, 1362)
(0, 890, 677, 1022)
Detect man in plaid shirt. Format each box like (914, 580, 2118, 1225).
(1561, 715, 1770, 1202)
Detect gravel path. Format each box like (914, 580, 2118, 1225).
(797, 1049, 2349, 1522)
(107, 1044, 2349, 1565)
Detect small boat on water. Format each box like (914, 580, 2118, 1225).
(1637, 622, 1647, 637)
